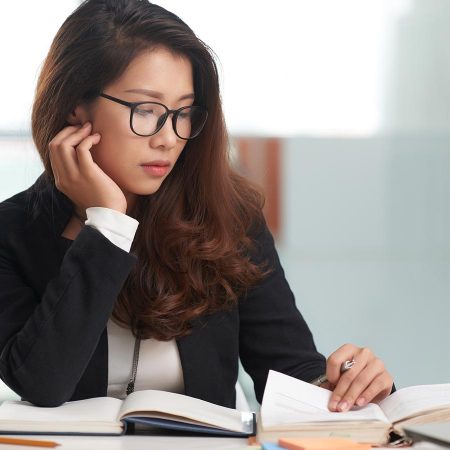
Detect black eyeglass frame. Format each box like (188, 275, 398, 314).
(99, 92, 208, 140)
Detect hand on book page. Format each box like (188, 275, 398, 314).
(325, 344, 393, 413)
(261, 371, 389, 428)
(258, 370, 450, 446)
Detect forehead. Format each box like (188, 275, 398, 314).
(109, 47, 194, 99)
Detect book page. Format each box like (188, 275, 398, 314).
(261, 370, 390, 428)
(119, 390, 251, 433)
(380, 383, 450, 424)
(0, 397, 122, 426)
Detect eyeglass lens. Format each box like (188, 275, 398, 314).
(132, 103, 207, 139)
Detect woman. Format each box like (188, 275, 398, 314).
(0, 0, 392, 411)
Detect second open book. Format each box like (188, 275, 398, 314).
(258, 370, 450, 445)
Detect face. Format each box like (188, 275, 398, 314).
(79, 47, 194, 209)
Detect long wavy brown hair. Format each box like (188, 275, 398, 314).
(32, 0, 270, 340)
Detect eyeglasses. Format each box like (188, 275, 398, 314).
(99, 92, 208, 140)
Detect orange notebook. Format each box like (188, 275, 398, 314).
(279, 437, 371, 450)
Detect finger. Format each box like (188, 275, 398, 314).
(356, 372, 393, 406)
(328, 364, 365, 411)
(49, 143, 78, 187)
(51, 140, 80, 182)
(328, 348, 374, 411)
(59, 122, 93, 148)
(49, 124, 85, 170)
(49, 124, 83, 147)
(52, 123, 94, 181)
(326, 343, 358, 384)
(76, 134, 101, 173)
(334, 358, 386, 411)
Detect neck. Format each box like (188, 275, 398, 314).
(73, 208, 87, 222)
(125, 192, 137, 215)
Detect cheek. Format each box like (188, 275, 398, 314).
(90, 126, 134, 169)
(89, 143, 108, 167)
(89, 137, 130, 179)
(90, 111, 131, 155)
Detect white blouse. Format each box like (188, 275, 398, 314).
(85, 207, 185, 399)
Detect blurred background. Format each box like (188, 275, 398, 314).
(1, 0, 449, 409)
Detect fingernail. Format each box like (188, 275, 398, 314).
(356, 397, 366, 407)
(82, 122, 91, 128)
(329, 400, 338, 411)
(338, 401, 348, 412)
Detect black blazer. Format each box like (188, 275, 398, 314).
(0, 172, 326, 407)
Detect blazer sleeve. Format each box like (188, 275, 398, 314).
(239, 218, 326, 403)
(0, 216, 137, 407)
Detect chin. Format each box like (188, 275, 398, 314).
(128, 182, 164, 196)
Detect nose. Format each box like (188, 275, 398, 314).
(149, 113, 178, 150)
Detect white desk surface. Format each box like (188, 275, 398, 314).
(0, 434, 249, 450)
(0, 435, 447, 450)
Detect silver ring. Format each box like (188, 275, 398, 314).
(341, 359, 356, 371)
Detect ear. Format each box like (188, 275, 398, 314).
(66, 103, 91, 126)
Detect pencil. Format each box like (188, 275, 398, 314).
(0, 436, 60, 447)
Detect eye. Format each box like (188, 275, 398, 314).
(178, 108, 194, 119)
(135, 107, 155, 117)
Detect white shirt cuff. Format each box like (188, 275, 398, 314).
(84, 207, 139, 253)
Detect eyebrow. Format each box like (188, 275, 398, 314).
(124, 88, 195, 101)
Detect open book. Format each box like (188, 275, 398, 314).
(0, 390, 255, 437)
(258, 370, 450, 445)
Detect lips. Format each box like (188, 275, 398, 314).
(140, 160, 171, 177)
(141, 160, 170, 167)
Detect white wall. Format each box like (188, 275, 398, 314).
(280, 135, 450, 389)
